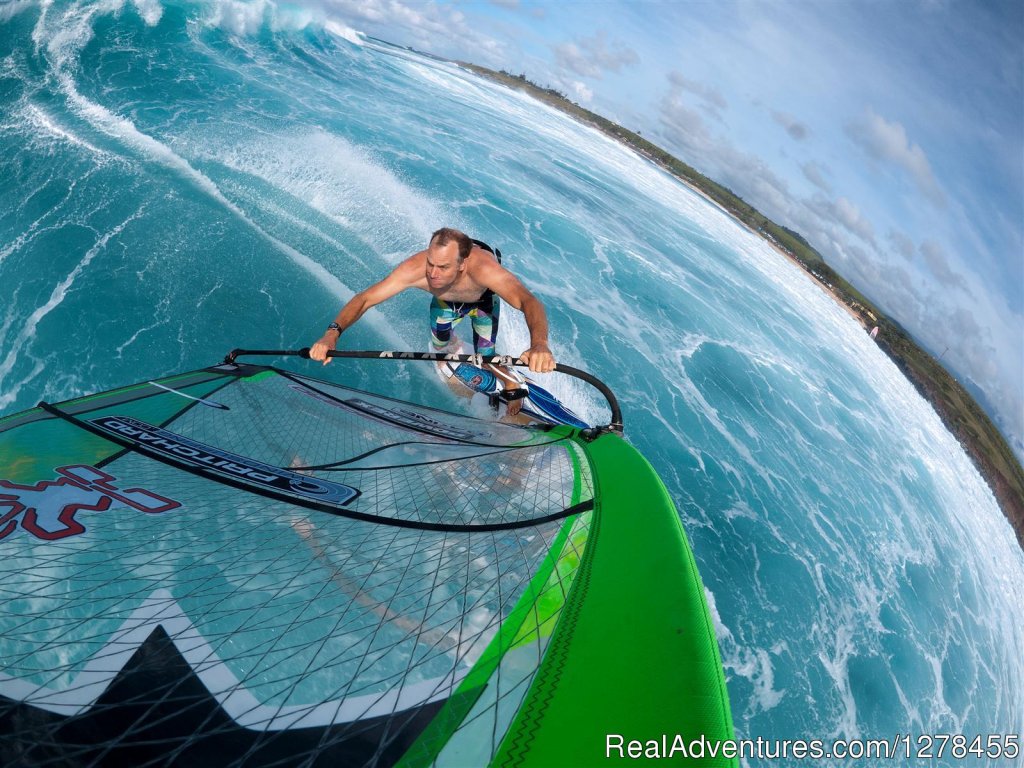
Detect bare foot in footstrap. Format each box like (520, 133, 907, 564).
(504, 386, 527, 416)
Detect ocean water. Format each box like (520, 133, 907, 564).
(1, 1, 1021, 762)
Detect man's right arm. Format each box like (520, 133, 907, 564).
(310, 255, 423, 365)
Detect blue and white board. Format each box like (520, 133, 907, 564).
(440, 357, 589, 429)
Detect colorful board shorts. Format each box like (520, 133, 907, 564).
(429, 295, 500, 355)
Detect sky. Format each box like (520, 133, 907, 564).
(263, 0, 1023, 458)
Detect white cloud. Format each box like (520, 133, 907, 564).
(846, 108, 946, 207)
(790, 193, 876, 250)
(657, 88, 716, 160)
(487, 0, 545, 18)
(553, 31, 638, 80)
(771, 109, 808, 141)
(833, 196, 876, 246)
(887, 228, 916, 260)
(667, 71, 728, 120)
(919, 238, 969, 292)
(568, 80, 593, 103)
(321, 0, 477, 50)
(801, 161, 831, 193)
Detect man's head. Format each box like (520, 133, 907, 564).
(426, 227, 472, 291)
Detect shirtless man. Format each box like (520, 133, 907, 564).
(309, 228, 556, 411)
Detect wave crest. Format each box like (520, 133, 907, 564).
(202, 0, 322, 36)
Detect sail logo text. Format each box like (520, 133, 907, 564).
(90, 416, 359, 506)
(0, 465, 180, 541)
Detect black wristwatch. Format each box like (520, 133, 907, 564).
(326, 322, 342, 335)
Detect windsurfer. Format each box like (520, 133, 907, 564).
(310, 227, 556, 416)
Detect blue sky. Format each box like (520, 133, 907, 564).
(290, 0, 1023, 456)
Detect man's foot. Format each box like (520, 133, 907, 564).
(503, 385, 528, 417)
(507, 394, 524, 416)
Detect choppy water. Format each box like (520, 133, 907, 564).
(1, 1, 1021, 761)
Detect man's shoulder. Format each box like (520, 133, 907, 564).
(468, 245, 501, 273)
(380, 251, 426, 288)
(395, 250, 427, 272)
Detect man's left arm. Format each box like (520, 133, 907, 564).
(484, 264, 556, 373)
(516, 292, 555, 373)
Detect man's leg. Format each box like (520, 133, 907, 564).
(430, 297, 464, 351)
(469, 302, 499, 356)
(470, 304, 526, 416)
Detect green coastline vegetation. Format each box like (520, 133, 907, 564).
(459, 63, 1024, 549)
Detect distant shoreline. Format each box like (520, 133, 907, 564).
(457, 62, 1024, 550)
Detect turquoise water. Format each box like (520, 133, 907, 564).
(1, 1, 1021, 759)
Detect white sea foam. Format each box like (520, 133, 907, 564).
(129, 0, 162, 26)
(22, 103, 111, 158)
(36, 6, 408, 347)
(61, 86, 356, 308)
(712, 584, 787, 720)
(0, 165, 102, 266)
(323, 20, 364, 46)
(0, 0, 38, 24)
(240, 194, 369, 267)
(114, 314, 166, 357)
(197, 127, 443, 258)
(199, 0, 324, 36)
(816, 620, 860, 739)
(396, 56, 634, 180)
(400, 60, 493, 104)
(0, 208, 144, 409)
(0, 287, 25, 361)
